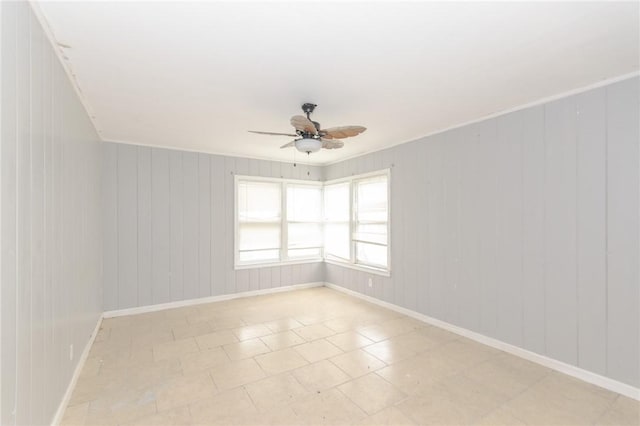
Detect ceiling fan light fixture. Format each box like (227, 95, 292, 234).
(295, 138, 322, 154)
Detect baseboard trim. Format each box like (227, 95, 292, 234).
(51, 314, 104, 426)
(324, 282, 640, 401)
(103, 282, 325, 318)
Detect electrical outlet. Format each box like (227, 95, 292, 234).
(69, 344, 74, 361)
(368, 277, 373, 288)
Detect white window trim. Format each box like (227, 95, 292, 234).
(234, 175, 324, 269)
(325, 169, 391, 277)
(234, 169, 391, 277)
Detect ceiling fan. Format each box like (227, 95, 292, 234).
(249, 103, 367, 154)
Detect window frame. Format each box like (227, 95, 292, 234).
(234, 169, 391, 276)
(234, 175, 324, 269)
(324, 169, 391, 276)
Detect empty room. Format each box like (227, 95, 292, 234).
(1, 1, 639, 425)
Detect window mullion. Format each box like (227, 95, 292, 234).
(281, 181, 287, 262)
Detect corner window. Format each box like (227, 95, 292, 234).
(325, 171, 390, 274)
(235, 170, 390, 275)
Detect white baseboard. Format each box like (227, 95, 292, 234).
(103, 282, 325, 318)
(51, 314, 104, 426)
(324, 282, 640, 401)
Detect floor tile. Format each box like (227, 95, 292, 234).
(223, 338, 271, 361)
(233, 324, 273, 341)
(255, 348, 309, 375)
(326, 331, 375, 351)
(210, 358, 266, 390)
(153, 337, 199, 362)
(122, 405, 191, 426)
(294, 323, 336, 341)
(155, 371, 218, 411)
(244, 372, 310, 411)
(595, 395, 640, 425)
(292, 360, 351, 392)
(294, 339, 343, 363)
(289, 387, 367, 425)
(503, 372, 619, 425)
(376, 352, 459, 395)
(260, 330, 306, 351)
(330, 349, 386, 378)
(195, 329, 238, 350)
(171, 320, 212, 340)
(337, 372, 407, 415)
(189, 387, 257, 424)
(264, 317, 304, 333)
(352, 406, 416, 426)
(180, 347, 230, 374)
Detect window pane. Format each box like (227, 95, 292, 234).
(287, 185, 322, 222)
(239, 223, 280, 251)
(288, 223, 323, 249)
(288, 248, 322, 258)
(324, 183, 350, 221)
(354, 223, 387, 245)
(239, 249, 280, 263)
(238, 181, 281, 222)
(325, 223, 350, 260)
(356, 241, 387, 268)
(356, 178, 387, 222)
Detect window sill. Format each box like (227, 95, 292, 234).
(324, 259, 391, 277)
(235, 258, 323, 270)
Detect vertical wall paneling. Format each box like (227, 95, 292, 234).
(606, 78, 639, 386)
(210, 155, 225, 296)
(151, 148, 171, 304)
(117, 144, 138, 308)
(575, 88, 607, 375)
(223, 157, 236, 294)
(102, 144, 118, 309)
(182, 152, 199, 299)
(521, 106, 546, 355)
(29, 15, 46, 422)
(544, 97, 578, 365)
(198, 154, 211, 298)
(16, 5, 33, 423)
(495, 112, 524, 347)
(137, 147, 153, 306)
(1, 3, 18, 423)
(476, 120, 498, 337)
(458, 124, 480, 331)
(1, 2, 103, 424)
(426, 135, 445, 319)
(169, 151, 184, 300)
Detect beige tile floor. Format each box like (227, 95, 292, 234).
(61, 287, 639, 426)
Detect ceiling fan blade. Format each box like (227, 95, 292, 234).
(290, 115, 318, 134)
(249, 130, 298, 137)
(280, 141, 296, 149)
(320, 125, 366, 140)
(321, 139, 344, 149)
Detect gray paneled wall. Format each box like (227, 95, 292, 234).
(1, 2, 103, 425)
(325, 77, 640, 388)
(102, 143, 325, 311)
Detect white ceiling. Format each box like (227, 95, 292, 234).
(36, 1, 639, 165)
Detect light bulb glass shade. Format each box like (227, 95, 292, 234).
(295, 138, 322, 153)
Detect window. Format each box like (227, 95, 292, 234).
(235, 176, 323, 267)
(287, 184, 323, 259)
(235, 170, 389, 274)
(325, 171, 390, 273)
(354, 175, 389, 269)
(237, 180, 281, 263)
